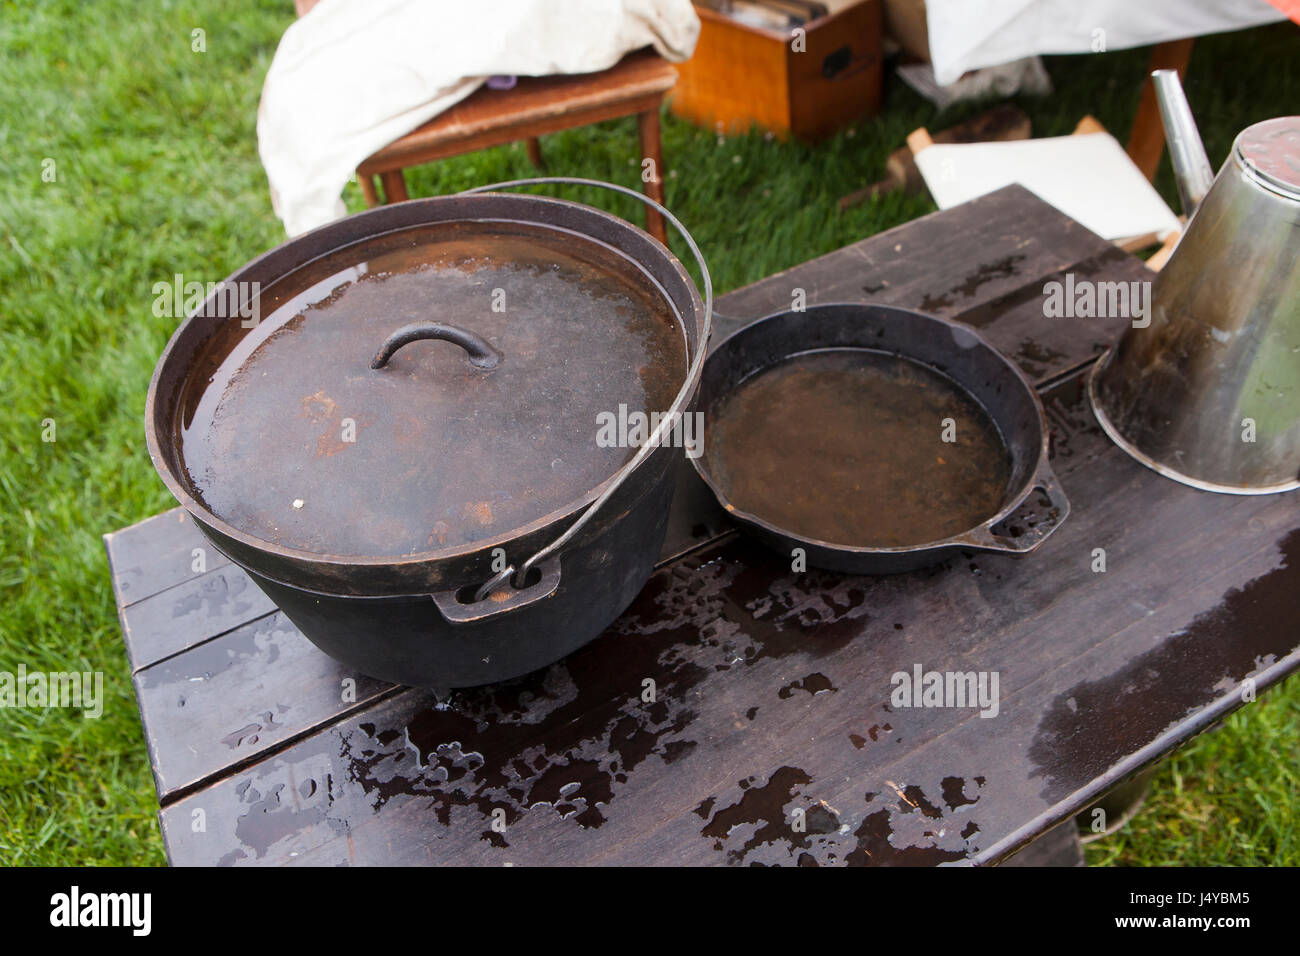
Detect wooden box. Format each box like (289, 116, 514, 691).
(670, 1, 883, 141)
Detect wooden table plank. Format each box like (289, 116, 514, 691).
(711, 185, 1129, 337)
(948, 254, 1151, 382)
(154, 376, 1300, 865)
(119, 564, 277, 673)
(103, 508, 230, 610)
(133, 612, 399, 802)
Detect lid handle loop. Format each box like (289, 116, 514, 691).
(370, 322, 501, 371)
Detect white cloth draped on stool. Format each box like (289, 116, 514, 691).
(258, 0, 699, 237)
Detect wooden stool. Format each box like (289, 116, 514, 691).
(354, 51, 679, 245)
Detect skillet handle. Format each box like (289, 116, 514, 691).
(960, 464, 1070, 554)
(429, 556, 562, 624)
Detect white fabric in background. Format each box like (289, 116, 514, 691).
(925, 0, 1286, 86)
(258, 0, 700, 236)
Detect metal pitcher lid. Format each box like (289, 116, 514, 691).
(1236, 117, 1300, 199)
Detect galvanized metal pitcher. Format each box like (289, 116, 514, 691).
(1089, 71, 1300, 494)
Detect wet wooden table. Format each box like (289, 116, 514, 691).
(107, 185, 1300, 866)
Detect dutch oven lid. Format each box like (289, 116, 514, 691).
(172, 217, 687, 560)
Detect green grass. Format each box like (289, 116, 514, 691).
(0, 0, 1296, 865)
(1087, 694, 1300, 866)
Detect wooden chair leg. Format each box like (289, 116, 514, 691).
(525, 137, 544, 170)
(379, 169, 409, 204)
(637, 107, 668, 246)
(1127, 38, 1195, 183)
(358, 173, 380, 207)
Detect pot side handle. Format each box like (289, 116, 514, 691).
(430, 556, 562, 624)
(960, 464, 1070, 555)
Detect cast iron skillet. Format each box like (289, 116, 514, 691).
(692, 303, 1069, 574)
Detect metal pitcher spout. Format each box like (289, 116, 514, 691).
(1152, 69, 1215, 217)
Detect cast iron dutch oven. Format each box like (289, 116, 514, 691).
(145, 179, 711, 689)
